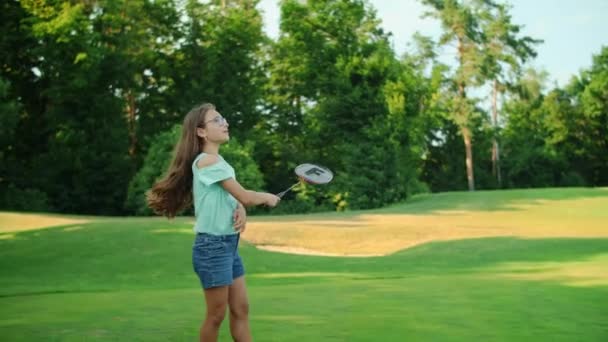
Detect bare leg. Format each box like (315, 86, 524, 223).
(200, 286, 229, 342)
(228, 276, 251, 342)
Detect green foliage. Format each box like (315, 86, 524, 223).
(422, 118, 468, 191)
(176, 0, 266, 137)
(0, 78, 21, 201)
(31, 102, 133, 214)
(501, 72, 568, 188)
(125, 126, 179, 215)
(1, 0, 606, 215)
(501, 50, 608, 189)
(126, 124, 265, 215)
(571, 47, 608, 185)
(0, 184, 51, 212)
(0, 78, 20, 148)
(259, 0, 426, 212)
(331, 140, 402, 210)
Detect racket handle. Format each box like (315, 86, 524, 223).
(276, 182, 299, 199)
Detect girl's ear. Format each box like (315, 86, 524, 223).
(196, 127, 206, 139)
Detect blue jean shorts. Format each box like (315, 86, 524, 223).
(192, 233, 245, 290)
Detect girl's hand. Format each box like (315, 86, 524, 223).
(264, 193, 281, 207)
(233, 203, 247, 233)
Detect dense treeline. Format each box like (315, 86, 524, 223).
(1, 0, 606, 215)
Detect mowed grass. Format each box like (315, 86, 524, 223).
(1, 188, 607, 341)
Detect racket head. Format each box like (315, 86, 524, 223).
(294, 163, 333, 185)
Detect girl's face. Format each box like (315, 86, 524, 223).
(198, 109, 229, 144)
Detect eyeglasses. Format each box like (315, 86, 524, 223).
(199, 115, 228, 127)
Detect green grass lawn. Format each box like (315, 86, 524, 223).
(1, 188, 607, 341)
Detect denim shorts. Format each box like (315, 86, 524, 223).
(192, 233, 245, 290)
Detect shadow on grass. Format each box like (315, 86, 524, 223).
(242, 236, 608, 281)
(0, 220, 197, 296)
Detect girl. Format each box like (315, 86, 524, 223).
(147, 103, 280, 342)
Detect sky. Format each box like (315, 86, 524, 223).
(257, 0, 608, 88)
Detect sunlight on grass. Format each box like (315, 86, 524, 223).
(484, 254, 608, 287)
(62, 226, 83, 232)
(251, 272, 361, 279)
(0, 213, 89, 233)
(0, 233, 15, 240)
(256, 315, 323, 324)
(151, 228, 193, 234)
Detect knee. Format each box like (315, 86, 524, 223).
(230, 301, 249, 320)
(206, 303, 227, 327)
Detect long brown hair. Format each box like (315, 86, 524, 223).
(147, 103, 215, 218)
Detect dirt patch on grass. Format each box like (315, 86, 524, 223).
(243, 197, 608, 256)
(256, 244, 381, 257)
(0, 212, 90, 233)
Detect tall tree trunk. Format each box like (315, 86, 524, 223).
(462, 126, 475, 191)
(457, 37, 475, 191)
(491, 79, 502, 187)
(125, 91, 137, 157)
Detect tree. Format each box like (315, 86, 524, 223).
(263, 0, 427, 210)
(565, 47, 608, 185)
(480, 3, 540, 187)
(501, 68, 567, 187)
(96, 0, 182, 161)
(175, 0, 266, 136)
(421, 0, 492, 191)
(11, 0, 134, 214)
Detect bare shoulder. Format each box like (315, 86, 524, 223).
(196, 154, 220, 169)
